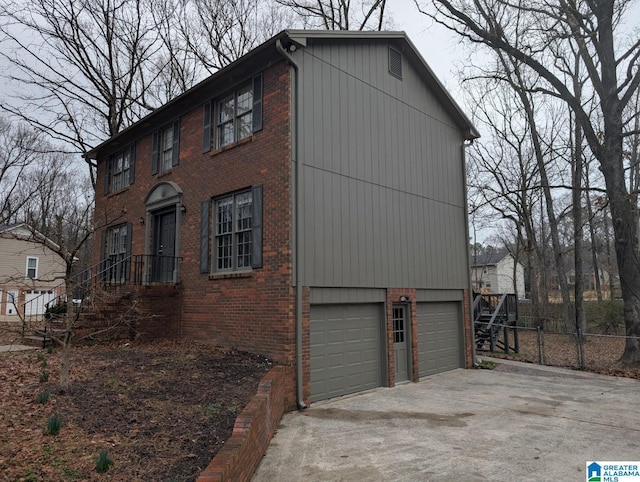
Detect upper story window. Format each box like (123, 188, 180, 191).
(152, 120, 180, 175)
(200, 185, 263, 274)
(105, 145, 135, 194)
(202, 74, 263, 153)
(26, 257, 38, 279)
(217, 83, 253, 148)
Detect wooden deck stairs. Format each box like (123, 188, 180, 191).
(473, 293, 519, 354)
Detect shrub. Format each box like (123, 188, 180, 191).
(44, 303, 67, 320)
(95, 449, 114, 473)
(46, 413, 63, 435)
(36, 391, 50, 404)
(39, 371, 50, 383)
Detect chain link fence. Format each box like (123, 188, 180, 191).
(478, 323, 632, 372)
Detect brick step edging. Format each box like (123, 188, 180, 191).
(197, 365, 287, 482)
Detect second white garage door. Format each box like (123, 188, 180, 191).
(310, 303, 384, 402)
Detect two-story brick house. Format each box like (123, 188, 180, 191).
(86, 30, 479, 408)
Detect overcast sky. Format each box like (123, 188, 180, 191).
(390, 1, 469, 100)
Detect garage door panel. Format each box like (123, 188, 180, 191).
(310, 303, 383, 402)
(417, 302, 462, 377)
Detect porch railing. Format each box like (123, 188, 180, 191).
(21, 254, 182, 341)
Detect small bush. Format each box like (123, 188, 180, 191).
(46, 413, 63, 435)
(95, 449, 114, 473)
(36, 391, 50, 404)
(204, 403, 221, 416)
(39, 371, 50, 383)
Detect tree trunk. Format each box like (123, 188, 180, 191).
(59, 265, 75, 388)
(584, 172, 603, 302)
(603, 157, 640, 363)
(60, 331, 72, 389)
(572, 113, 587, 340)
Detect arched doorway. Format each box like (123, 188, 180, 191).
(143, 182, 184, 283)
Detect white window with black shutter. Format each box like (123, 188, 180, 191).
(200, 185, 263, 274)
(152, 120, 180, 175)
(202, 74, 263, 152)
(104, 144, 136, 194)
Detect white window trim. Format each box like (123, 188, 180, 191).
(214, 190, 253, 273)
(215, 82, 253, 149)
(109, 148, 132, 192)
(26, 256, 39, 279)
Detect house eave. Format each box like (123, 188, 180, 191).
(85, 29, 479, 160)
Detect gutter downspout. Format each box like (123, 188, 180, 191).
(462, 137, 478, 367)
(276, 38, 307, 409)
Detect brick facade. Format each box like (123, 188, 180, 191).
(93, 60, 297, 371)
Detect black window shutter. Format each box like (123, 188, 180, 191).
(252, 74, 263, 133)
(125, 222, 133, 280)
(172, 120, 180, 167)
(203, 102, 212, 153)
(100, 229, 107, 281)
(151, 131, 159, 175)
(129, 143, 136, 185)
(251, 184, 263, 269)
(200, 200, 210, 273)
(104, 159, 111, 194)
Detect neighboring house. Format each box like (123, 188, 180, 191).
(86, 30, 479, 408)
(470, 251, 525, 296)
(0, 224, 65, 321)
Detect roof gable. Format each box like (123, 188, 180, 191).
(470, 251, 510, 267)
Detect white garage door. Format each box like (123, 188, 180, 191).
(310, 304, 384, 402)
(417, 302, 462, 377)
(25, 290, 56, 316)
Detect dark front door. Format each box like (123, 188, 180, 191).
(152, 210, 176, 282)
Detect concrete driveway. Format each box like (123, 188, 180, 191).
(253, 359, 640, 481)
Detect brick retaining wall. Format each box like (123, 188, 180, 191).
(197, 365, 288, 482)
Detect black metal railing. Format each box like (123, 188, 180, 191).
(21, 254, 182, 342)
(95, 254, 183, 288)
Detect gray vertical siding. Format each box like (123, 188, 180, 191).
(295, 40, 469, 289)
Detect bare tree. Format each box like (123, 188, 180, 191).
(420, 0, 640, 363)
(0, 118, 52, 224)
(275, 0, 389, 30)
(465, 66, 577, 327)
(0, 0, 167, 184)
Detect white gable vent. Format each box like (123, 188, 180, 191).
(388, 47, 403, 79)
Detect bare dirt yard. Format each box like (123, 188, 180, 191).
(0, 336, 271, 482)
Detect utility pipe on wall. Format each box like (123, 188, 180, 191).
(275, 37, 306, 409)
